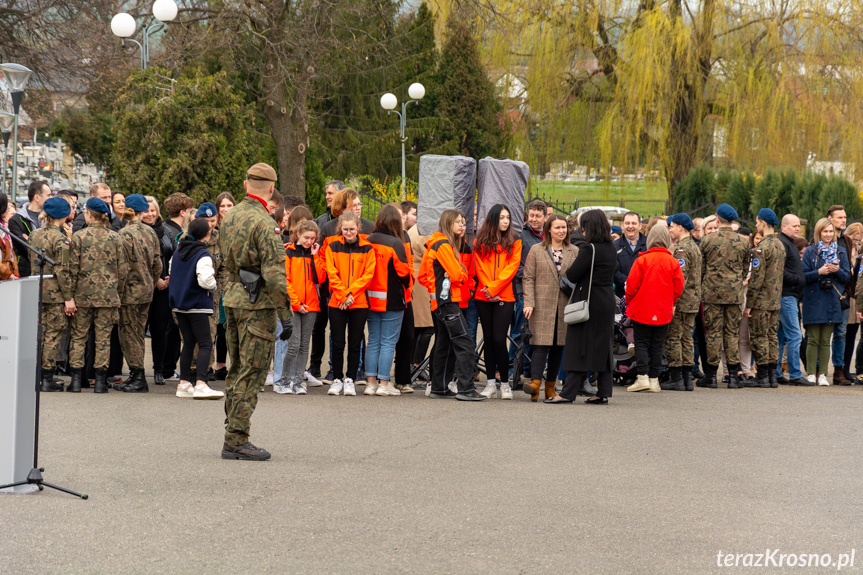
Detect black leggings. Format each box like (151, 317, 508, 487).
(633, 321, 669, 378)
(475, 300, 515, 383)
(394, 303, 415, 387)
(329, 307, 368, 380)
(216, 323, 227, 364)
(309, 284, 330, 375)
(176, 312, 212, 383)
(147, 289, 172, 373)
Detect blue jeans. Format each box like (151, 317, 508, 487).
(832, 307, 850, 367)
(365, 310, 404, 381)
(776, 296, 803, 379)
(465, 299, 479, 347)
(274, 317, 288, 381)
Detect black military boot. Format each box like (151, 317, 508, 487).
(768, 363, 778, 388)
(113, 372, 134, 390)
(727, 364, 742, 389)
(93, 369, 109, 394)
(696, 365, 717, 388)
(67, 368, 83, 393)
(661, 366, 684, 391)
(752, 365, 769, 388)
(682, 369, 694, 391)
(40, 369, 63, 392)
(121, 369, 149, 393)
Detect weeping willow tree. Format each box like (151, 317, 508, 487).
(430, 0, 863, 207)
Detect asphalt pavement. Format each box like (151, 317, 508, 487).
(3, 375, 863, 574)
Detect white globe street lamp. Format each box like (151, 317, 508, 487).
(0, 63, 33, 203)
(153, 0, 179, 22)
(110, 13, 137, 38)
(111, 0, 178, 69)
(380, 82, 425, 200)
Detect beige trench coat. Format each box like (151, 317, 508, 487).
(408, 225, 434, 329)
(523, 242, 579, 346)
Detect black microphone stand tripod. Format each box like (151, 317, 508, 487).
(0, 229, 87, 499)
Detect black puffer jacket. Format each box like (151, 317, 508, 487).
(778, 231, 805, 300)
(146, 217, 174, 280)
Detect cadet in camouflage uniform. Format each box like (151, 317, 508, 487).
(662, 214, 702, 391)
(67, 197, 128, 394)
(745, 208, 785, 389)
(698, 203, 751, 389)
(29, 197, 73, 392)
(220, 164, 292, 461)
(115, 194, 163, 393)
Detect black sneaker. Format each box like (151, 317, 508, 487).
(322, 370, 335, 384)
(208, 369, 216, 382)
(429, 389, 458, 399)
(221, 442, 272, 461)
(213, 367, 228, 380)
(456, 390, 488, 401)
(153, 373, 166, 385)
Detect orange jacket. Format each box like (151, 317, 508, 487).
(418, 232, 469, 311)
(367, 230, 413, 312)
(325, 235, 376, 309)
(455, 243, 476, 308)
(319, 217, 374, 261)
(285, 243, 326, 312)
(473, 238, 522, 302)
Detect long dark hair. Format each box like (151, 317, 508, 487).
(373, 205, 403, 239)
(475, 204, 517, 258)
(0, 192, 7, 224)
(580, 209, 612, 243)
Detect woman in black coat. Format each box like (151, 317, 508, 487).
(143, 197, 177, 385)
(546, 209, 618, 405)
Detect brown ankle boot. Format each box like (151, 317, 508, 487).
(523, 379, 541, 402)
(544, 380, 557, 400)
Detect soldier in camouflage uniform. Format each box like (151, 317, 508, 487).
(662, 213, 702, 391)
(698, 203, 751, 389)
(29, 197, 73, 392)
(67, 197, 128, 394)
(220, 164, 292, 461)
(115, 194, 163, 393)
(745, 209, 785, 389)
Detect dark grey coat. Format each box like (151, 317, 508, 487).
(562, 240, 618, 373)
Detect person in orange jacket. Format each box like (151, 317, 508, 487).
(419, 209, 487, 401)
(324, 211, 375, 396)
(473, 204, 522, 400)
(278, 218, 326, 395)
(364, 205, 413, 397)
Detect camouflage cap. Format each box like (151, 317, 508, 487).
(247, 163, 277, 182)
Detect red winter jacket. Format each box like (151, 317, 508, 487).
(624, 246, 685, 325)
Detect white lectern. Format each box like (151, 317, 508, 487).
(0, 276, 38, 493)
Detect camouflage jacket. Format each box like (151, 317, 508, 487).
(746, 233, 785, 311)
(119, 220, 162, 305)
(29, 223, 72, 303)
(672, 235, 702, 313)
(700, 227, 750, 305)
(220, 196, 291, 322)
(206, 228, 228, 302)
(69, 222, 128, 308)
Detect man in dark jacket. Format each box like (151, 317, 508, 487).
(313, 179, 345, 230)
(8, 180, 51, 276)
(613, 211, 647, 297)
(509, 200, 547, 377)
(71, 183, 123, 234)
(775, 214, 808, 385)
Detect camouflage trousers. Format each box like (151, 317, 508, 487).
(70, 307, 119, 370)
(41, 303, 69, 370)
(749, 309, 780, 366)
(703, 303, 743, 367)
(119, 303, 151, 370)
(224, 306, 276, 446)
(664, 310, 696, 368)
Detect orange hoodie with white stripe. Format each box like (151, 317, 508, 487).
(418, 232, 469, 312)
(473, 238, 522, 302)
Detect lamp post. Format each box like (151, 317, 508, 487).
(381, 82, 425, 201)
(111, 0, 178, 70)
(0, 63, 33, 204)
(0, 112, 13, 196)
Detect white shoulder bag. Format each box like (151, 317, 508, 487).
(563, 244, 594, 325)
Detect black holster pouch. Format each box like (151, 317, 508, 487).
(239, 269, 263, 303)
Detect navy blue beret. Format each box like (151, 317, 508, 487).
(85, 197, 110, 215)
(125, 194, 150, 213)
(43, 196, 71, 219)
(716, 203, 738, 221)
(196, 202, 217, 218)
(667, 213, 694, 231)
(757, 208, 778, 226)
(611, 225, 622, 234)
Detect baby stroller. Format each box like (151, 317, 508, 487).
(612, 296, 637, 386)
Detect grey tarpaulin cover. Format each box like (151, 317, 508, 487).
(417, 155, 477, 235)
(476, 157, 530, 232)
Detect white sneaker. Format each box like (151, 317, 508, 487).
(293, 382, 307, 395)
(265, 371, 274, 386)
(176, 383, 194, 398)
(193, 384, 224, 400)
(364, 383, 378, 396)
(343, 378, 356, 396)
(274, 382, 294, 395)
(628, 374, 651, 392)
(807, 374, 817, 385)
(425, 383, 431, 396)
(480, 381, 497, 398)
(500, 382, 513, 400)
(304, 371, 323, 387)
(377, 383, 401, 396)
(328, 379, 343, 395)
(818, 374, 830, 386)
(448, 381, 458, 394)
